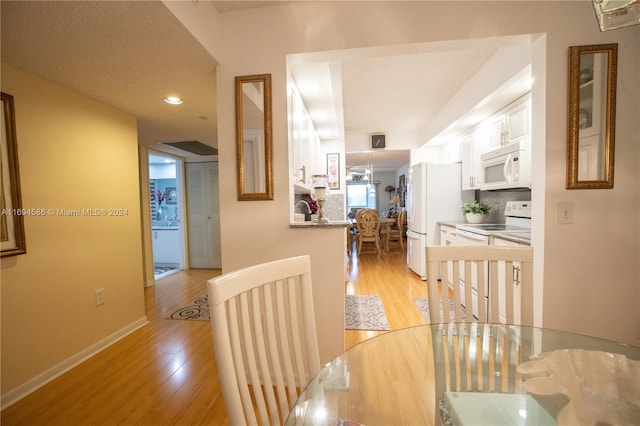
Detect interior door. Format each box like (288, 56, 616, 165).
(186, 161, 221, 268)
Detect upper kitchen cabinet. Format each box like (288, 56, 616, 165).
(488, 93, 531, 151)
(289, 83, 320, 194)
(460, 125, 488, 190)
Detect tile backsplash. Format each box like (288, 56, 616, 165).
(294, 193, 345, 221)
(477, 189, 531, 223)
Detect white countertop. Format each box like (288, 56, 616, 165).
(290, 221, 350, 228)
(438, 221, 531, 245)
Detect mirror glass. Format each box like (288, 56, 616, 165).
(567, 44, 617, 189)
(236, 74, 273, 200)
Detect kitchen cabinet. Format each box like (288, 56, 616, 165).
(152, 229, 180, 265)
(488, 94, 531, 150)
(440, 224, 457, 246)
(439, 224, 457, 288)
(290, 84, 321, 192)
(491, 235, 528, 325)
(460, 127, 487, 190)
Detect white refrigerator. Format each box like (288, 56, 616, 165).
(406, 162, 470, 280)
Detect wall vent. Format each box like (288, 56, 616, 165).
(162, 141, 218, 156)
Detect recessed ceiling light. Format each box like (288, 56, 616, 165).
(164, 96, 184, 105)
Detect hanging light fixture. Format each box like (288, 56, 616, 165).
(368, 153, 375, 195)
(592, 0, 640, 31)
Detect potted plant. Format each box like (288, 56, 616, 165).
(461, 201, 491, 224)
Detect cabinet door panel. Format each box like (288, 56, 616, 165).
(489, 116, 505, 148)
(506, 98, 530, 144)
(460, 135, 475, 190)
(492, 237, 524, 325)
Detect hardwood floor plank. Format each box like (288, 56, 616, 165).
(2, 246, 424, 425)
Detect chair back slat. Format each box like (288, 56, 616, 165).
(261, 283, 289, 421)
(248, 288, 279, 424)
(477, 260, 487, 321)
(208, 255, 321, 426)
(238, 292, 269, 423)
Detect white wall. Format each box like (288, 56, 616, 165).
(168, 1, 640, 351)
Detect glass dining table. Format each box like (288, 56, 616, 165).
(285, 323, 640, 426)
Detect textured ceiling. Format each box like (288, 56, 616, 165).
(2, 1, 530, 173)
(1, 0, 218, 159)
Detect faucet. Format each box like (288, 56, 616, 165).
(295, 200, 311, 214)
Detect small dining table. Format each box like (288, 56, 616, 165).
(285, 323, 640, 425)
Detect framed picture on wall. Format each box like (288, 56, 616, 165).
(327, 153, 340, 190)
(1, 92, 27, 257)
(166, 187, 177, 204)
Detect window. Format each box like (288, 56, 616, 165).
(347, 183, 377, 212)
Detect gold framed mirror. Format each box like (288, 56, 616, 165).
(235, 74, 273, 200)
(567, 43, 617, 189)
(1, 92, 27, 257)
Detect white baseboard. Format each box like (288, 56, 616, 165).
(0, 316, 149, 410)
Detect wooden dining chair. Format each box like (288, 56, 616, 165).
(207, 255, 321, 425)
(382, 209, 406, 251)
(356, 208, 382, 256)
(425, 245, 534, 326)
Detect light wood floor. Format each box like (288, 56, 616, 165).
(1, 241, 425, 425)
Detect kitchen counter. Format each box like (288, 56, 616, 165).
(438, 221, 531, 245)
(438, 221, 467, 227)
(290, 221, 350, 228)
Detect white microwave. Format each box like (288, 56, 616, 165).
(480, 144, 531, 190)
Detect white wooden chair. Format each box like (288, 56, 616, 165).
(425, 245, 534, 325)
(426, 246, 536, 425)
(207, 255, 321, 425)
(433, 322, 548, 425)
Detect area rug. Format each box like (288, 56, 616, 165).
(345, 295, 390, 331)
(169, 294, 210, 321)
(413, 298, 466, 323)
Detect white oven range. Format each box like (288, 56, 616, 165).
(454, 201, 531, 318)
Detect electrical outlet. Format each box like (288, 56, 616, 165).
(558, 202, 573, 224)
(95, 288, 105, 306)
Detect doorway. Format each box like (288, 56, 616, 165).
(186, 161, 222, 269)
(149, 153, 184, 279)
